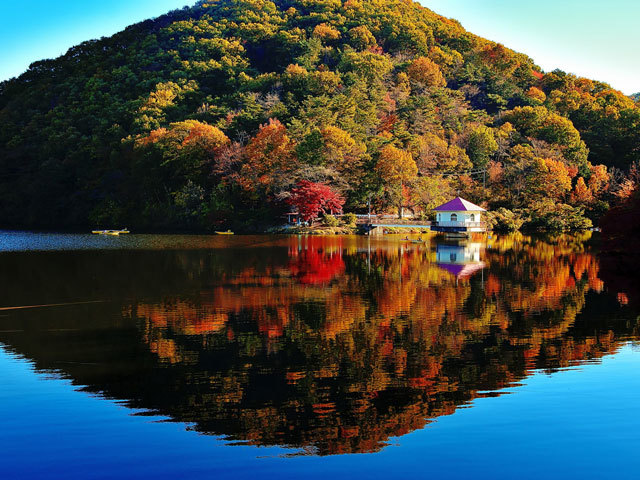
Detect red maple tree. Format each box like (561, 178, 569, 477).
(287, 180, 345, 222)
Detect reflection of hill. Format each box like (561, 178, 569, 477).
(0, 235, 637, 455)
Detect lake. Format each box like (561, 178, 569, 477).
(0, 231, 638, 479)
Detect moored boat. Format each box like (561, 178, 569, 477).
(92, 229, 130, 235)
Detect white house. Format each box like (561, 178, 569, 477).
(433, 197, 486, 233)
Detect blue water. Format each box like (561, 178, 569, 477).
(1, 345, 638, 479)
(0, 232, 638, 479)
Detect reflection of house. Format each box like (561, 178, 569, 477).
(436, 242, 485, 279)
(432, 197, 486, 234)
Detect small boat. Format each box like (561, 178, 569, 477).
(215, 230, 234, 235)
(92, 229, 130, 236)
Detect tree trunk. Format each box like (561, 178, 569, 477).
(398, 181, 404, 219)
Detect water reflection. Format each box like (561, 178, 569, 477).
(436, 241, 485, 280)
(0, 233, 638, 456)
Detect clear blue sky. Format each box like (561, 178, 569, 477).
(0, 0, 193, 81)
(0, 0, 637, 95)
(425, 0, 639, 95)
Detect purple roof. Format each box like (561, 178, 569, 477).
(438, 262, 486, 279)
(434, 197, 486, 212)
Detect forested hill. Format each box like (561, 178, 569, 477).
(1, 0, 639, 231)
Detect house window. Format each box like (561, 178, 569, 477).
(450, 213, 457, 222)
(450, 253, 457, 262)
(470, 214, 476, 222)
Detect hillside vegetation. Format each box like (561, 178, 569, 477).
(1, 0, 639, 231)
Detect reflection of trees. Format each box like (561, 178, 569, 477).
(0, 234, 637, 455)
(117, 234, 637, 454)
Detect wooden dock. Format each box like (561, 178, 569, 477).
(355, 217, 432, 235)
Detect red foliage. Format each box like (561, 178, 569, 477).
(287, 180, 345, 222)
(377, 113, 398, 133)
(532, 70, 544, 80)
(288, 248, 345, 285)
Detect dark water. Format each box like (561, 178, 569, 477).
(0, 231, 638, 479)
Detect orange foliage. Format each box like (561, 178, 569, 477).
(588, 164, 610, 198)
(570, 177, 594, 205)
(542, 157, 572, 200)
(406, 56, 446, 87)
(241, 118, 297, 192)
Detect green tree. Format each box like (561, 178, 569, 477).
(467, 125, 498, 169)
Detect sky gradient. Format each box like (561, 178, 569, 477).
(0, 0, 637, 95)
(425, 0, 639, 95)
(0, 0, 192, 81)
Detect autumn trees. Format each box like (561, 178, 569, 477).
(375, 145, 417, 218)
(287, 180, 345, 222)
(241, 119, 297, 194)
(1, 0, 638, 230)
(125, 84, 626, 230)
(407, 56, 446, 88)
(467, 126, 498, 169)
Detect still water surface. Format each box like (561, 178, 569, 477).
(0, 231, 638, 479)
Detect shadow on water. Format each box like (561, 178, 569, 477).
(0, 232, 638, 455)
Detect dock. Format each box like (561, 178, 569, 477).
(355, 216, 432, 235)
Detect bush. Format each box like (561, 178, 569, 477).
(585, 200, 610, 222)
(324, 214, 339, 227)
(342, 213, 357, 227)
(421, 210, 436, 222)
(485, 208, 524, 232)
(525, 201, 592, 231)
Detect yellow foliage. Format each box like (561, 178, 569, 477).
(321, 125, 365, 173)
(406, 56, 446, 87)
(348, 25, 376, 50)
(313, 23, 341, 40)
(526, 86, 547, 104)
(376, 145, 417, 184)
